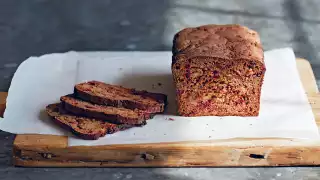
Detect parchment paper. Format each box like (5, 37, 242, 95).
(0, 48, 318, 146)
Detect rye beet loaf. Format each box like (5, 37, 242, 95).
(172, 24, 266, 116)
(46, 103, 143, 140)
(74, 81, 167, 113)
(60, 95, 153, 125)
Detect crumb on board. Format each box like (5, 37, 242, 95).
(157, 83, 162, 86)
(152, 84, 156, 89)
(119, 68, 123, 70)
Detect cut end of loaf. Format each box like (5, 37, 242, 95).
(176, 89, 262, 117)
(172, 57, 265, 117)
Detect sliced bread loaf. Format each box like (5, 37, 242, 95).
(46, 103, 143, 140)
(60, 95, 153, 125)
(74, 81, 167, 113)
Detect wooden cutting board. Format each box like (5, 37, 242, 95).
(3, 58, 320, 167)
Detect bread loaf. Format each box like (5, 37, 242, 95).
(172, 24, 265, 116)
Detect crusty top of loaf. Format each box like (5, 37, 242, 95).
(172, 24, 264, 64)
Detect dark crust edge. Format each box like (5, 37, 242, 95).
(60, 99, 150, 125)
(74, 86, 167, 113)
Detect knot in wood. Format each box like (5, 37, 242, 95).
(41, 153, 53, 159)
(141, 153, 155, 160)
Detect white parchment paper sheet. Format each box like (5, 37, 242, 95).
(0, 48, 318, 146)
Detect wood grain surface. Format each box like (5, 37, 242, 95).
(4, 58, 320, 167)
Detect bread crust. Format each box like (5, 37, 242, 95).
(172, 24, 264, 65)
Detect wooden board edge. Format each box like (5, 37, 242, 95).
(12, 145, 320, 167)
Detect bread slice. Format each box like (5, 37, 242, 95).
(172, 24, 265, 116)
(46, 103, 143, 140)
(60, 95, 153, 125)
(74, 81, 167, 113)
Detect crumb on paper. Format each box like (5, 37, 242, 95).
(157, 83, 162, 86)
(164, 133, 166, 135)
(119, 68, 123, 70)
(168, 118, 174, 121)
(209, 136, 211, 138)
(250, 124, 252, 125)
(206, 124, 208, 126)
